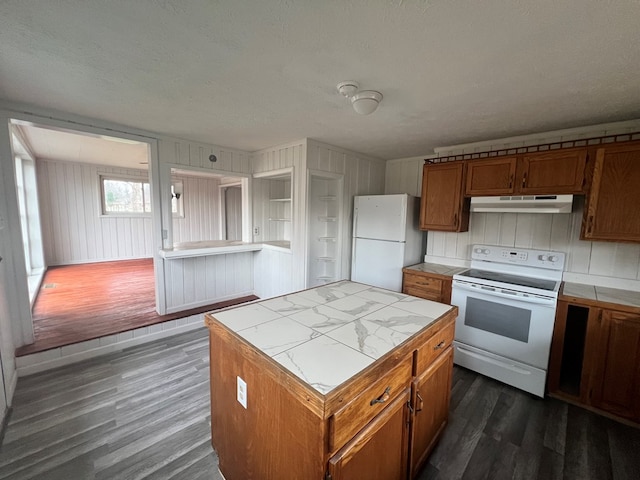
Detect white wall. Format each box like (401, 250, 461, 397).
(37, 159, 154, 265)
(250, 138, 386, 299)
(307, 139, 386, 281)
(164, 252, 254, 313)
(251, 140, 305, 297)
(385, 121, 640, 291)
(156, 137, 252, 313)
(172, 174, 222, 244)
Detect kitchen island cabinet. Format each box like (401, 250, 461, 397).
(548, 282, 640, 424)
(205, 281, 457, 480)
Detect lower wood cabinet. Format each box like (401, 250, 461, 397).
(410, 347, 453, 477)
(402, 269, 453, 304)
(548, 297, 640, 424)
(328, 389, 410, 480)
(590, 309, 640, 420)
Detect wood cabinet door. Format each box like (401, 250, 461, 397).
(420, 162, 469, 232)
(591, 310, 640, 422)
(410, 347, 453, 478)
(328, 389, 410, 480)
(582, 142, 640, 242)
(518, 148, 587, 194)
(465, 157, 517, 196)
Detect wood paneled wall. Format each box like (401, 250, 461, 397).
(171, 174, 222, 244)
(37, 159, 155, 265)
(385, 124, 640, 290)
(251, 139, 386, 297)
(253, 247, 294, 299)
(157, 138, 253, 312)
(251, 140, 305, 293)
(161, 137, 251, 174)
(307, 139, 386, 281)
(164, 252, 254, 313)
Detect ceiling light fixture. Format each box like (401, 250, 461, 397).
(336, 81, 383, 115)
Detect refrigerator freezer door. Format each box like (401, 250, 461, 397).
(351, 238, 406, 291)
(353, 195, 408, 242)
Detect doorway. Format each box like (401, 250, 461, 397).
(8, 120, 161, 353)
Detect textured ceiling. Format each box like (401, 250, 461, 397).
(1, 1, 639, 161)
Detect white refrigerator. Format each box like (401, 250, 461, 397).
(351, 194, 424, 291)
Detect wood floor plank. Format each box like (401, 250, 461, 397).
(18, 259, 258, 355)
(2, 331, 640, 480)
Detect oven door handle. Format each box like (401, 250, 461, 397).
(452, 281, 556, 306)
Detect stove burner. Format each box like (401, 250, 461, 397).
(458, 269, 558, 291)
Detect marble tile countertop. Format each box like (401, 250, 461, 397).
(403, 262, 468, 277)
(562, 282, 640, 309)
(209, 281, 454, 395)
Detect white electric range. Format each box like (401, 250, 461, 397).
(450, 244, 565, 397)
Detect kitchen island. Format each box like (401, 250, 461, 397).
(205, 281, 457, 480)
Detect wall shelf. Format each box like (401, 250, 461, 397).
(269, 198, 291, 202)
(318, 237, 336, 242)
(318, 216, 337, 222)
(317, 257, 336, 262)
(319, 195, 336, 201)
(268, 218, 291, 222)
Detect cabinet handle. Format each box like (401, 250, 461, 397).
(522, 172, 527, 188)
(587, 216, 594, 235)
(433, 340, 446, 350)
(416, 392, 424, 413)
(509, 173, 514, 189)
(453, 213, 458, 226)
(370, 386, 391, 406)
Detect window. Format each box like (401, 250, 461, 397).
(101, 176, 151, 215)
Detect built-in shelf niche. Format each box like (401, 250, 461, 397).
(253, 168, 292, 249)
(307, 172, 343, 288)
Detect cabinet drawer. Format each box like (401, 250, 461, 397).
(329, 357, 412, 453)
(403, 286, 441, 302)
(416, 321, 455, 375)
(403, 273, 443, 293)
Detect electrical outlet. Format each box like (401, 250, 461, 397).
(253, 226, 260, 236)
(237, 376, 247, 409)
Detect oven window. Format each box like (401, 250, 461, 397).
(465, 297, 531, 343)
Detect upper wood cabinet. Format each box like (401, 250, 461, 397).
(582, 141, 640, 243)
(464, 148, 588, 196)
(420, 162, 469, 232)
(518, 148, 587, 194)
(465, 156, 517, 196)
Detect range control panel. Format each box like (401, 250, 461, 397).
(471, 244, 565, 271)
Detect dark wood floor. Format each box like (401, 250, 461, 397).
(2, 328, 639, 479)
(18, 259, 257, 356)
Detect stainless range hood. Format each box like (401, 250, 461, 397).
(470, 194, 574, 214)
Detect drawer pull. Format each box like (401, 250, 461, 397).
(370, 386, 391, 406)
(433, 340, 446, 350)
